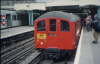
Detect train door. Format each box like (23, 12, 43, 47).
(46, 19, 59, 48)
(6, 14, 12, 27)
(58, 20, 73, 49)
(18, 13, 29, 26)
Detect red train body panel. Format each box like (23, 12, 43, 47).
(34, 11, 81, 59)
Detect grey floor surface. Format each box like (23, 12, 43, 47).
(79, 29, 100, 64)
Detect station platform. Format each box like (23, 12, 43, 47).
(1, 26, 34, 39)
(74, 29, 100, 64)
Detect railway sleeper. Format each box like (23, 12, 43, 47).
(1, 42, 33, 61)
(1, 38, 33, 54)
(1, 46, 34, 64)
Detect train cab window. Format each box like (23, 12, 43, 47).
(37, 21, 45, 31)
(50, 19, 56, 31)
(61, 20, 69, 32)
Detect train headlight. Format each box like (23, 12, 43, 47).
(40, 42, 44, 45)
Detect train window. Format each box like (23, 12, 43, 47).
(12, 15, 17, 20)
(37, 21, 45, 31)
(61, 20, 69, 32)
(50, 19, 56, 31)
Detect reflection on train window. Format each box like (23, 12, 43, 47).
(37, 21, 45, 31)
(61, 20, 69, 32)
(50, 19, 56, 31)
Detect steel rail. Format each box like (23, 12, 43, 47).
(1, 38, 33, 54)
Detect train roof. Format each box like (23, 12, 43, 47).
(37, 11, 80, 22)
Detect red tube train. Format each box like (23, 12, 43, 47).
(34, 11, 82, 60)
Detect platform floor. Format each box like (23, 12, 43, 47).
(74, 29, 100, 64)
(1, 26, 34, 39)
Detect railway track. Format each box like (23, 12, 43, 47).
(1, 38, 33, 54)
(37, 58, 74, 64)
(1, 38, 35, 64)
(30, 57, 74, 64)
(29, 52, 42, 64)
(29, 52, 74, 64)
(1, 41, 33, 61)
